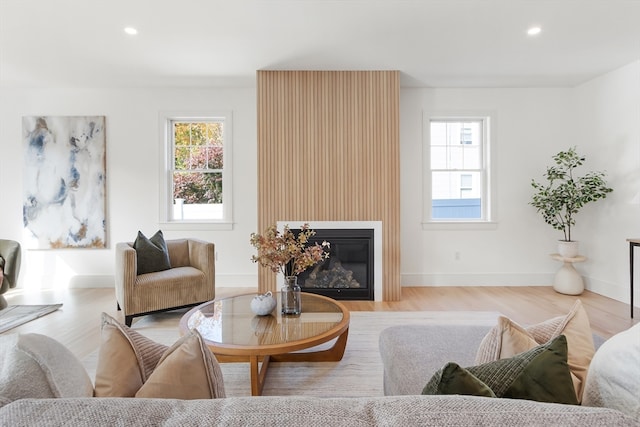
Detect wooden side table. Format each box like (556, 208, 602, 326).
(550, 253, 586, 295)
(627, 238, 639, 318)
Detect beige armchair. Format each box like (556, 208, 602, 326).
(115, 238, 215, 326)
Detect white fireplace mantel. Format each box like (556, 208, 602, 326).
(277, 221, 383, 301)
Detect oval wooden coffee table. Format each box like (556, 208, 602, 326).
(179, 292, 350, 396)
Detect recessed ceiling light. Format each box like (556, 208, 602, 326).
(527, 26, 542, 36)
(124, 27, 138, 36)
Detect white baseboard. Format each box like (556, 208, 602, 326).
(584, 276, 633, 306)
(215, 275, 258, 287)
(68, 275, 113, 288)
(402, 273, 637, 310)
(64, 274, 259, 289)
(27, 272, 639, 312)
(401, 273, 553, 287)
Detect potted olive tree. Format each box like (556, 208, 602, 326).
(530, 146, 613, 257)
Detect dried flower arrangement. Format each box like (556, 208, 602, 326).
(250, 223, 330, 277)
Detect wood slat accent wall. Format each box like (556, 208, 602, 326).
(256, 70, 401, 301)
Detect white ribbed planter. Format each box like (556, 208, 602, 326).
(557, 240, 579, 258)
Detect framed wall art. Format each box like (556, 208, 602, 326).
(22, 116, 106, 249)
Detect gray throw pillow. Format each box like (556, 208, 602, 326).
(0, 333, 94, 407)
(133, 230, 171, 275)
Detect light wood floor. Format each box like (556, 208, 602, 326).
(3, 286, 637, 360)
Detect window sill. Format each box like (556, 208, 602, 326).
(421, 221, 498, 231)
(159, 221, 234, 231)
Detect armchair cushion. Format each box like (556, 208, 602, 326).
(133, 230, 171, 275)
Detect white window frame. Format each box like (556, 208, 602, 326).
(422, 111, 497, 230)
(159, 111, 233, 230)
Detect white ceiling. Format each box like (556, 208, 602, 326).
(1, 0, 639, 88)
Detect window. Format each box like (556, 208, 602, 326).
(160, 112, 233, 229)
(460, 173, 473, 197)
(424, 114, 494, 227)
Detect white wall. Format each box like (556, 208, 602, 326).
(398, 62, 640, 308)
(572, 60, 640, 305)
(400, 87, 574, 286)
(1, 63, 638, 308)
(0, 87, 259, 290)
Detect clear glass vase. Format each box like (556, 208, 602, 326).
(281, 275, 301, 315)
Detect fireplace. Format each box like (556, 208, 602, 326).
(278, 221, 383, 301)
(292, 228, 374, 301)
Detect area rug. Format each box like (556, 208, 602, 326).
(82, 310, 499, 397)
(0, 304, 63, 334)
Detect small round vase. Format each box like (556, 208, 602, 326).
(250, 291, 277, 316)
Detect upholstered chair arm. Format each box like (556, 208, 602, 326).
(0, 239, 21, 289)
(188, 239, 215, 286)
(115, 242, 137, 310)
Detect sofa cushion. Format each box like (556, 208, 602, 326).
(474, 300, 594, 401)
(0, 333, 93, 407)
(474, 316, 538, 361)
(135, 330, 225, 399)
(474, 315, 581, 397)
(501, 335, 577, 404)
(379, 324, 493, 396)
(95, 312, 225, 399)
(423, 362, 496, 397)
(582, 323, 640, 418)
(94, 313, 168, 397)
(424, 335, 578, 405)
(133, 230, 171, 275)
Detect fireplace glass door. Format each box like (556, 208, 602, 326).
(295, 228, 374, 300)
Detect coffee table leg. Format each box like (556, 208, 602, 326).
(271, 327, 349, 363)
(249, 355, 271, 396)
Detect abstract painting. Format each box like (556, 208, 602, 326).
(23, 116, 106, 249)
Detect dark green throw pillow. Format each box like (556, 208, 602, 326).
(503, 335, 578, 405)
(423, 362, 496, 397)
(422, 335, 578, 405)
(133, 230, 171, 275)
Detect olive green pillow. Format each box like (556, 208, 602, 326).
(423, 335, 578, 405)
(133, 230, 171, 275)
(424, 362, 496, 397)
(503, 335, 578, 404)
